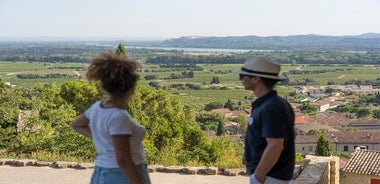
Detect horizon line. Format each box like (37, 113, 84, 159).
(0, 32, 379, 42)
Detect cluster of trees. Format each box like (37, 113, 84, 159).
(0, 44, 246, 167)
(47, 66, 85, 70)
(331, 93, 380, 119)
(0, 42, 109, 63)
(288, 68, 346, 75)
(159, 64, 203, 71)
(2, 41, 380, 66)
(144, 71, 194, 81)
(146, 55, 246, 65)
(16, 73, 77, 79)
(144, 51, 380, 65)
(210, 76, 220, 84)
(0, 79, 244, 168)
(164, 71, 194, 79)
(299, 103, 319, 114)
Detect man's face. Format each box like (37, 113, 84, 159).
(239, 74, 255, 90)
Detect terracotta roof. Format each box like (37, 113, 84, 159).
(211, 108, 232, 114)
(295, 135, 319, 143)
(342, 150, 380, 176)
(326, 131, 380, 144)
(231, 109, 250, 117)
(295, 115, 305, 124)
(295, 131, 380, 144)
(296, 122, 340, 133)
(307, 112, 352, 126)
(224, 121, 238, 128)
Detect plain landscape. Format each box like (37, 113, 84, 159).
(1, 34, 380, 183)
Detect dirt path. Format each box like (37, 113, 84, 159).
(0, 165, 248, 184)
(337, 75, 345, 79)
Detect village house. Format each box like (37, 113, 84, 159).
(295, 131, 380, 155)
(343, 119, 380, 130)
(210, 108, 250, 135)
(210, 108, 232, 117)
(211, 108, 250, 118)
(295, 121, 340, 136)
(311, 100, 331, 112)
(224, 121, 238, 135)
(230, 109, 250, 118)
(341, 149, 380, 184)
(306, 111, 353, 127)
(327, 84, 380, 95)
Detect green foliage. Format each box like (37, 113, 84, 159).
(331, 151, 352, 160)
(52, 123, 95, 159)
(355, 93, 380, 105)
(295, 153, 304, 163)
(205, 101, 224, 111)
(373, 109, 380, 119)
(299, 102, 318, 114)
(216, 121, 224, 136)
(315, 135, 332, 156)
(212, 136, 244, 168)
(196, 111, 225, 131)
(13, 121, 56, 154)
(230, 114, 248, 134)
(224, 99, 233, 110)
(115, 43, 127, 57)
(210, 76, 220, 84)
(307, 129, 327, 136)
(355, 107, 371, 118)
(0, 78, 4, 90)
(325, 88, 337, 94)
(59, 81, 104, 113)
(0, 89, 22, 149)
(0, 127, 17, 150)
(344, 126, 358, 131)
(127, 85, 220, 165)
(331, 104, 354, 113)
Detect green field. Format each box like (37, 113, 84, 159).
(1, 61, 379, 109)
(0, 61, 86, 88)
(281, 64, 380, 85)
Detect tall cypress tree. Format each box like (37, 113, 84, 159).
(216, 121, 224, 136)
(115, 43, 127, 57)
(315, 135, 332, 156)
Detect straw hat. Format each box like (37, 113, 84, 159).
(232, 57, 286, 80)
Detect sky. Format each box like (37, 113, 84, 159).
(1, 0, 380, 40)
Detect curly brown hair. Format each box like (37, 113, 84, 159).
(86, 51, 140, 97)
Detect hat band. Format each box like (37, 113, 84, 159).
(241, 67, 278, 76)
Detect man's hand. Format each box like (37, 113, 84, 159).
(254, 173, 266, 183)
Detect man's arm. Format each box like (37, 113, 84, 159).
(254, 137, 284, 183)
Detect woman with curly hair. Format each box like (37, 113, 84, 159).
(71, 51, 150, 184)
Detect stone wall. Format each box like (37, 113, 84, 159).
(1, 156, 339, 183)
(340, 172, 380, 184)
(0, 158, 245, 176)
(294, 155, 339, 184)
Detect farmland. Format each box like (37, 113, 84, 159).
(1, 60, 380, 110)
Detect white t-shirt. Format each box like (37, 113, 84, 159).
(85, 101, 147, 168)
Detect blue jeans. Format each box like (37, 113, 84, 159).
(250, 174, 292, 184)
(91, 164, 151, 184)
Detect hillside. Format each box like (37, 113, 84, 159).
(160, 33, 380, 51)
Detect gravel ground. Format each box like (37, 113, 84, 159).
(0, 165, 248, 184)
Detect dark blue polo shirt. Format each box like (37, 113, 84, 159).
(244, 91, 295, 180)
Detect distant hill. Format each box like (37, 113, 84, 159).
(161, 33, 380, 51)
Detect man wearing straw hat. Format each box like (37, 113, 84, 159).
(233, 57, 295, 184)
